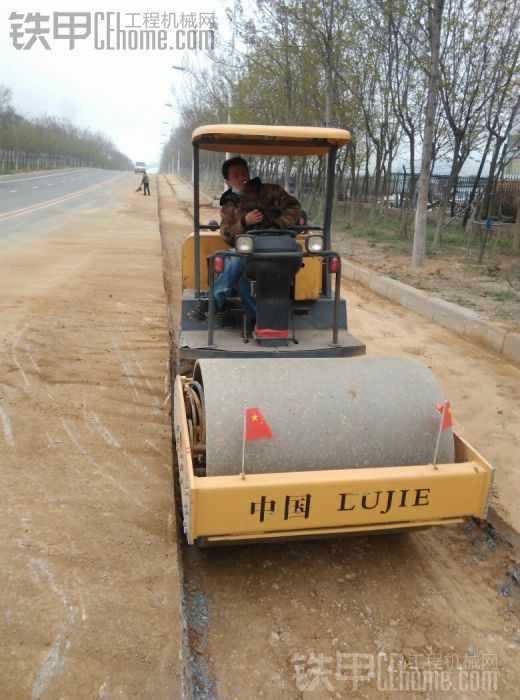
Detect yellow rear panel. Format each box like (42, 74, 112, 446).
(174, 379, 494, 545)
(182, 232, 230, 290)
(182, 231, 322, 299)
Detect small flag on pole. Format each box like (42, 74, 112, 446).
(245, 407, 273, 441)
(432, 400, 453, 467)
(436, 401, 453, 431)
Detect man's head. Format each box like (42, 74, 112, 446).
(222, 156, 249, 191)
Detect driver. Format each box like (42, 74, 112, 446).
(191, 156, 301, 324)
(220, 156, 301, 243)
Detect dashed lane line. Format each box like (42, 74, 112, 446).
(0, 175, 122, 222)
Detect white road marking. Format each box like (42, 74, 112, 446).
(133, 357, 160, 404)
(111, 341, 141, 401)
(60, 419, 146, 508)
(126, 451, 161, 484)
(12, 328, 30, 386)
(0, 175, 121, 222)
(28, 558, 75, 700)
(144, 438, 170, 461)
(85, 409, 121, 448)
(31, 186, 39, 189)
(81, 406, 159, 483)
(97, 680, 110, 699)
(8, 189, 17, 193)
(0, 169, 75, 184)
(0, 404, 15, 447)
(25, 345, 42, 373)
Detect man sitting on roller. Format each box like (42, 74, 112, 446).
(191, 156, 301, 323)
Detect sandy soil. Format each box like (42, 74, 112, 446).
(162, 175, 520, 699)
(0, 176, 186, 698)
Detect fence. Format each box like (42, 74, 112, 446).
(336, 171, 520, 218)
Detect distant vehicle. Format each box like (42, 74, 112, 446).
(134, 161, 146, 174)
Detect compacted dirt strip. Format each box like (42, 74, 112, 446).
(160, 176, 520, 699)
(0, 176, 186, 698)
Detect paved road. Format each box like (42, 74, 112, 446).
(0, 168, 126, 214)
(0, 169, 140, 248)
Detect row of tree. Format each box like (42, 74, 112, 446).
(0, 85, 132, 173)
(160, 0, 519, 266)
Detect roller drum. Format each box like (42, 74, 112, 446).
(194, 357, 455, 477)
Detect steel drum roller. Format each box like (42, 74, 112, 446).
(194, 357, 455, 476)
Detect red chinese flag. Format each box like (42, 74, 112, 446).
(436, 401, 453, 430)
(245, 407, 273, 441)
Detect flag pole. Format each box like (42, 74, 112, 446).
(240, 400, 247, 479)
(432, 401, 447, 468)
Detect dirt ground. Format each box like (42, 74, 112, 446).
(161, 175, 520, 699)
(0, 176, 186, 698)
(330, 221, 519, 333)
(1, 173, 519, 699)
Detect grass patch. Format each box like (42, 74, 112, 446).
(483, 290, 516, 301)
(447, 296, 482, 310)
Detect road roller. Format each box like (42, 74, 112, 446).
(173, 124, 493, 545)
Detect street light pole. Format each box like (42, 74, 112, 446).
(226, 0, 238, 161)
(170, 64, 194, 181)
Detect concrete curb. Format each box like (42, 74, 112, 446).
(342, 259, 520, 367)
(343, 257, 520, 544)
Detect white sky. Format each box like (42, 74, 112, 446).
(0, 3, 491, 176)
(0, 0, 225, 167)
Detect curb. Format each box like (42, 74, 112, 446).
(342, 259, 520, 367)
(342, 258, 520, 544)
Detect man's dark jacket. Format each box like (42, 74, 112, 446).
(219, 177, 300, 245)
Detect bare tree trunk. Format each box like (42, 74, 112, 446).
(412, 0, 444, 268)
(431, 136, 461, 250)
(346, 146, 358, 227)
(463, 133, 492, 227)
(284, 156, 291, 192)
(369, 147, 383, 227)
(480, 135, 505, 220)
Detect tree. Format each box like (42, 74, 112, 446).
(412, 0, 444, 267)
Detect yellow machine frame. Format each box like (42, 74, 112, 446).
(175, 124, 495, 545)
(175, 378, 494, 545)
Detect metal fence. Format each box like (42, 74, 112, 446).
(337, 172, 520, 218)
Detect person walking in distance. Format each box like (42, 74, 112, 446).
(141, 171, 150, 196)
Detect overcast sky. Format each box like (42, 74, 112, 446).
(0, 0, 224, 168)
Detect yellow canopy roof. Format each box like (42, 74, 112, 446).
(192, 124, 351, 155)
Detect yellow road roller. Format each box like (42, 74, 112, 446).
(173, 124, 493, 545)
